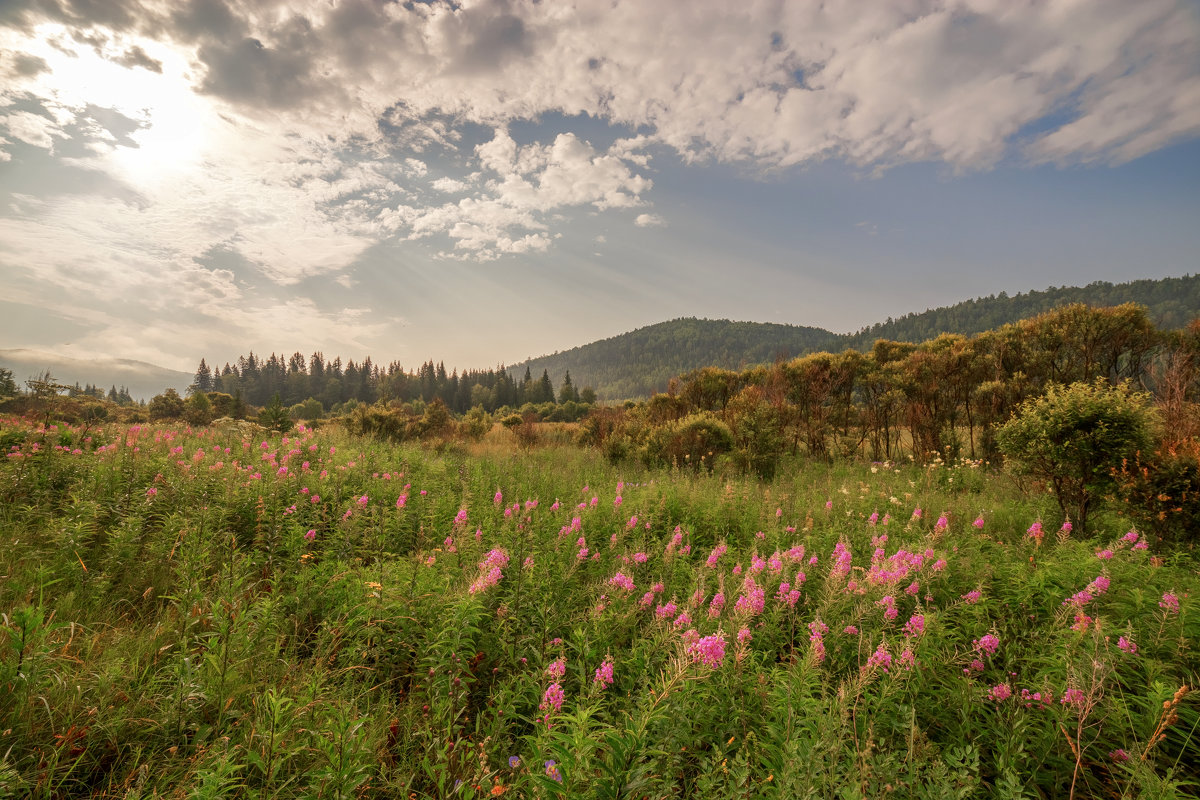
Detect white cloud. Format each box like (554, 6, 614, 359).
(430, 176, 471, 193)
(0, 0, 1195, 283)
(0, 110, 62, 149)
(405, 128, 651, 257)
(634, 213, 666, 228)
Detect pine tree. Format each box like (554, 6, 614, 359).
(190, 358, 213, 395)
(538, 369, 555, 404)
(559, 370, 579, 403)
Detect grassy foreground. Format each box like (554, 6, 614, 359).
(0, 418, 1197, 798)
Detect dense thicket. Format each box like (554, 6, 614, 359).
(585, 303, 1179, 470)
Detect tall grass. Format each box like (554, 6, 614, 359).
(0, 416, 1196, 798)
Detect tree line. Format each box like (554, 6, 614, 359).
(188, 353, 596, 416)
(582, 303, 1188, 478)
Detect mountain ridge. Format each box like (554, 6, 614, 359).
(509, 274, 1200, 400)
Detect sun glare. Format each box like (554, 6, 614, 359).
(17, 24, 214, 185)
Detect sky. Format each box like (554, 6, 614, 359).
(1, 0, 1199, 376)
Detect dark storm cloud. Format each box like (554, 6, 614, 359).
(196, 15, 320, 110)
(114, 44, 161, 72)
(0, 0, 140, 33)
(324, 0, 412, 74)
(8, 52, 50, 76)
(169, 0, 243, 43)
(443, 6, 534, 75)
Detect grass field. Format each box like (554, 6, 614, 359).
(0, 416, 1197, 798)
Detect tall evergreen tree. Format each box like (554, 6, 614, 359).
(538, 369, 555, 403)
(190, 358, 213, 395)
(559, 370, 578, 403)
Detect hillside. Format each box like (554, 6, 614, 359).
(840, 274, 1200, 349)
(0, 349, 193, 402)
(511, 274, 1200, 400)
(511, 318, 838, 401)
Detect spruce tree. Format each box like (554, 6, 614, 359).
(190, 358, 213, 395)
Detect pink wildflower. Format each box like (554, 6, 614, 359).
(866, 643, 893, 673)
(594, 656, 614, 688)
(973, 634, 999, 656)
(687, 630, 727, 668)
(607, 572, 635, 592)
(988, 683, 1012, 702)
(1160, 591, 1181, 613)
(973, 515, 985, 529)
(1117, 636, 1137, 654)
(539, 683, 565, 722)
(546, 657, 566, 679)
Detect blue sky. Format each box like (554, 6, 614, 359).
(1, 0, 1198, 374)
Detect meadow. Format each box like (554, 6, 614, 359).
(0, 417, 1196, 799)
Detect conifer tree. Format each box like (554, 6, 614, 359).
(190, 358, 213, 395)
(559, 370, 579, 403)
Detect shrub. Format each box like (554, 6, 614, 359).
(257, 393, 294, 433)
(148, 388, 186, 420)
(642, 412, 735, 473)
(460, 406, 492, 441)
(1110, 449, 1200, 549)
(996, 379, 1158, 534)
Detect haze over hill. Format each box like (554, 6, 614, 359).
(0, 349, 192, 402)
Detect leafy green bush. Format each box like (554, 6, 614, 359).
(642, 412, 734, 472)
(996, 380, 1159, 534)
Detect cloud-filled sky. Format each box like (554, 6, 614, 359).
(1, 0, 1198, 373)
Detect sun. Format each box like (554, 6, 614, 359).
(10, 23, 215, 185)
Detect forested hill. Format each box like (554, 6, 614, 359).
(512, 318, 838, 401)
(511, 274, 1200, 400)
(840, 275, 1200, 349)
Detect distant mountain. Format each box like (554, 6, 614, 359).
(0, 349, 192, 402)
(510, 318, 838, 401)
(839, 275, 1200, 349)
(511, 274, 1200, 401)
